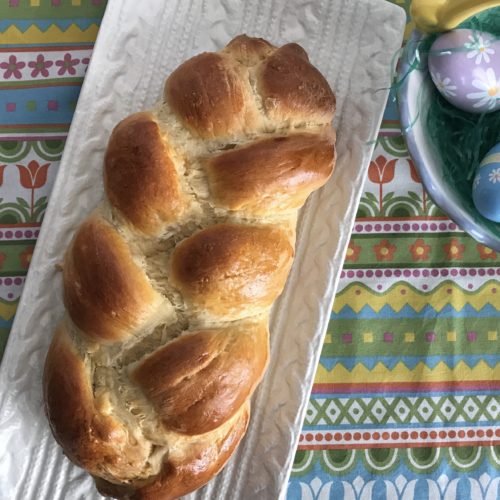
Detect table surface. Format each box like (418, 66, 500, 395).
(0, 1, 499, 499)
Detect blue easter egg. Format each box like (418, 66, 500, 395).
(473, 143, 500, 222)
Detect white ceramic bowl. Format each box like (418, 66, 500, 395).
(398, 30, 500, 251)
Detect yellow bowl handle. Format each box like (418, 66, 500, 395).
(412, 0, 500, 33)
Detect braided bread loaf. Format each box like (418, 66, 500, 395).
(43, 35, 336, 499)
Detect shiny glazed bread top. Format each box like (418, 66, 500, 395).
(43, 34, 336, 500)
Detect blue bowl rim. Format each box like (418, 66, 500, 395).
(397, 30, 500, 252)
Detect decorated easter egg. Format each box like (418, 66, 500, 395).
(428, 29, 500, 114)
(473, 143, 500, 222)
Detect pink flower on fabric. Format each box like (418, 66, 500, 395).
(28, 54, 54, 78)
(0, 55, 26, 79)
(81, 57, 90, 73)
(55, 53, 80, 76)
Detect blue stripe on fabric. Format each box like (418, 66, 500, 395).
(0, 86, 81, 124)
(319, 355, 500, 371)
(0, 319, 13, 329)
(332, 303, 500, 320)
(287, 450, 500, 500)
(382, 87, 400, 121)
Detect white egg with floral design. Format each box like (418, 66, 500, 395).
(473, 143, 500, 222)
(428, 29, 500, 114)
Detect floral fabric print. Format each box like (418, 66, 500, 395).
(28, 55, 53, 78)
(0, 55, 25, 79)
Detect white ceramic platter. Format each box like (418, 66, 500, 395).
(0, 1, 405, 498)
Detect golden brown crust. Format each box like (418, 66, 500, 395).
(63, 215, 163, 342)
(132, 322, 268, 435)
(104, 112, 185, 235)
(223, 34, 275, 66)
(170, 224, 294, 317)
(165, 53, 246, 139)
(43, 324, 150, 482)
(45, 35, 336, 498)
(258, 43, 336, 123)
(94, 405, 250, 500)
(205, 130, 336, 214)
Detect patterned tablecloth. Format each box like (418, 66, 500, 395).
(0, 2, 499, 499)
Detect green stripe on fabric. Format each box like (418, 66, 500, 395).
(325, 317, 500, 358)
(0, 77, 84, 89)
(345, 233, 500, 267)
(0, 1, 106, 20)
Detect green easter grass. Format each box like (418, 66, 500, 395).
(422, 8, 500, 238)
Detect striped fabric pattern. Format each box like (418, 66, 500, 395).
(0, 2, 499, 499)
(0, 0, 104, 354)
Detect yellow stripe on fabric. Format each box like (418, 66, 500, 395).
(0, 24, 99, 45)
(333, 281, 499, 314)
(0, 302, 18, 322)
(315, 360, 500, 384)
